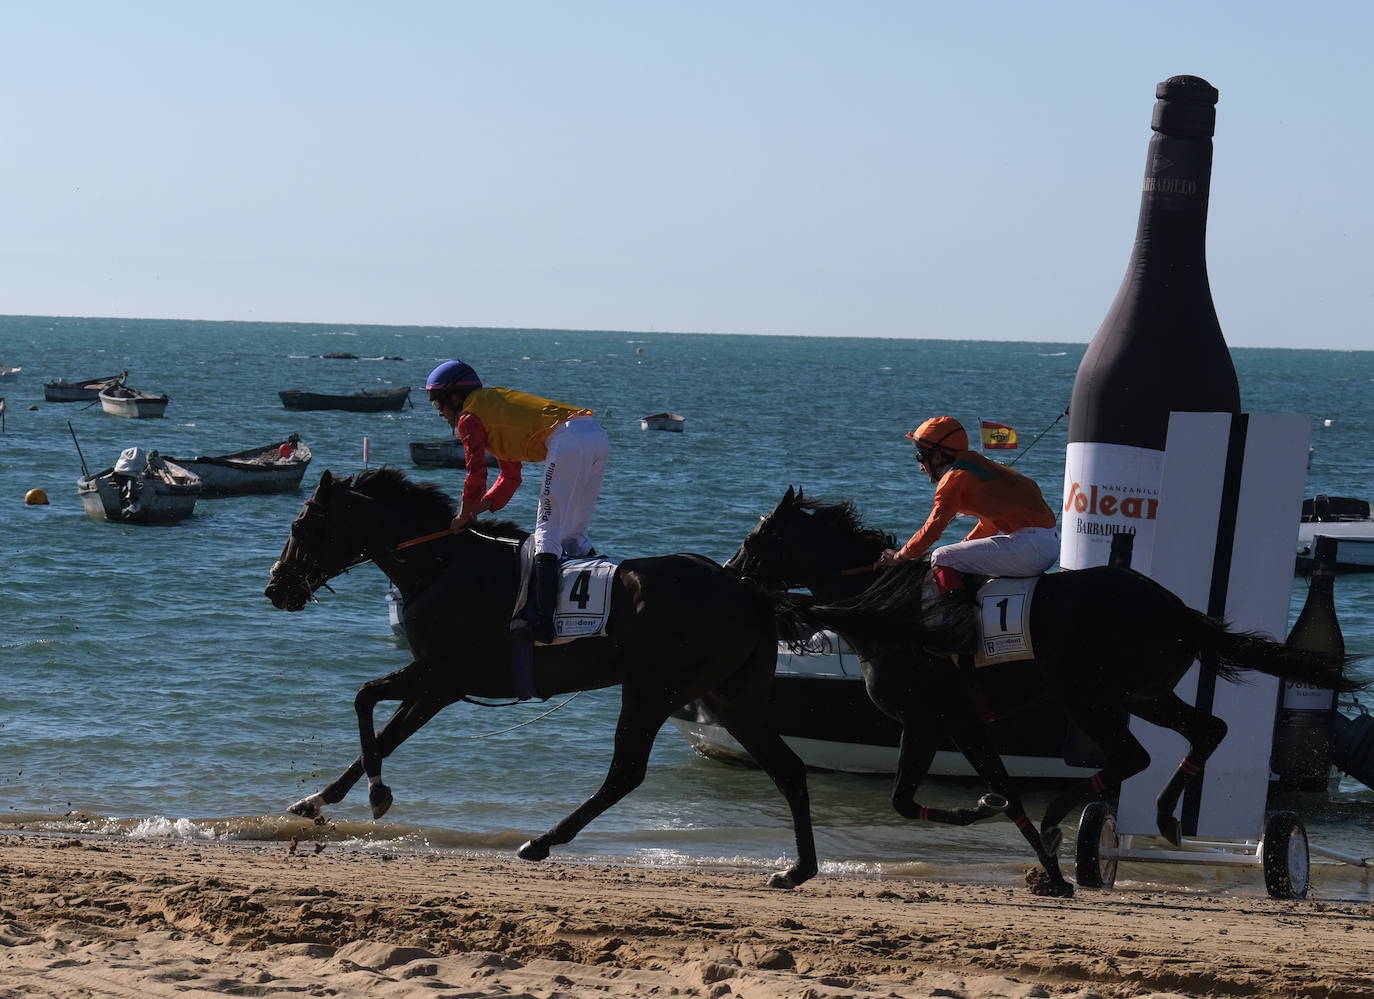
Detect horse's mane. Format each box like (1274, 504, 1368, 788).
(355, 467, 457, 521)
(352, 467, 528, 542)
(790, 493, 896, 553)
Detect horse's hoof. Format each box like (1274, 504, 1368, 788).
(288, 796, 321, 820)
(369, 783, 393, 820)
(767, 872, 797, 890)
(1041, 825, 1063, 854)
(1024, 867, 1075, 898)
(978, 793, 1009, 815)
(518, 839, 550, 862)
(1159, 815, 1183, 847)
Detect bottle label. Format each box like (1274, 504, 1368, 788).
(1060, 442, 1164, 571)
(1281, 680, 1335, 710)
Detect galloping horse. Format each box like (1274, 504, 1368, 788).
(264, 468, 817, 888)
(726, 487, 1360, 897)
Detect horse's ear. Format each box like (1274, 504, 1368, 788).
(319, 469, 332, 488)
(783, 485, 796, 504)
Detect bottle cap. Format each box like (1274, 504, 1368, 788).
(1151, 75, 1218, 138)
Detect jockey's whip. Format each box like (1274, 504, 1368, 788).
(395, 526, 456, 550)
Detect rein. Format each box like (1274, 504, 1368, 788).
(455, 691, 583, 734)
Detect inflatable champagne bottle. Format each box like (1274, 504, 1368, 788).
(1061, 75, 1241, 572)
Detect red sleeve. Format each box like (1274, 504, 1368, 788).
(456, 411, 521, 512)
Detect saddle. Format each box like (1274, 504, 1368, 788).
(920, 570, 1040, 667)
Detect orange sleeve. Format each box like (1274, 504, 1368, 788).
(898, 476, 965, 559)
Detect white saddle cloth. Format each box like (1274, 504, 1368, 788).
(514, 537, 618, 644)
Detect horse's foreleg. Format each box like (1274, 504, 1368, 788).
(1131, 692, 1228, 846)
(705, 694, 818, 889)
(932, 718, 1073, 898)
(289, 696, 445, 820)
(351, 662, 435, 818)
(518, 705, 663, 864)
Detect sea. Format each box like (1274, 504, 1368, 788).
(2, 315, 1371, 901)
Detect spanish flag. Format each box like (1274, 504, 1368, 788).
(980, 420, 1018, 450)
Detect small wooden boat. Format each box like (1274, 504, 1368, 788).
(164, 435, 312, 496)
(77, 447, 202, 523)
(44, 371, 128, 402)
(279, 386, 410, 412)
(408, 438, 499, 469)
(640, 412, 685, 432)
(0, 365, 20, 381)
(99, 383, 169, 418)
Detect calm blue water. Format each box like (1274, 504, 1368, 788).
(1, 315, 1371, 899)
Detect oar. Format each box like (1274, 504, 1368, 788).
(68, 421, 91, 478)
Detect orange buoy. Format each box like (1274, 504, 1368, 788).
(25, 488, 50, 505)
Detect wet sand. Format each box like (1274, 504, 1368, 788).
(2, 835, 1371, 998)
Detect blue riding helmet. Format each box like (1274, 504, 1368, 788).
(426, 360, 482, 391)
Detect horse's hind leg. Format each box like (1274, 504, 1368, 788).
(1039, 704, 1146, 848)
(518, 704, 665, 864)
(1131, 692, 1227, 846)
(703, 694, 818, 889)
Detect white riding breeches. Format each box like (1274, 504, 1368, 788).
(930, 526, 1060, 577)
(532, 415, 608, 558)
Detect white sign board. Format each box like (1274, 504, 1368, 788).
(1116, 412, 1310, 840)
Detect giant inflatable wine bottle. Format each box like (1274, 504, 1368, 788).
(1061, 76, 1241, 572)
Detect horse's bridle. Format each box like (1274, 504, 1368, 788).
(273, 496, 372, 600)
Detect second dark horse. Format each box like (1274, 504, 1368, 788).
(726, 487, 1361, 897)
(264, 468, 817, 888)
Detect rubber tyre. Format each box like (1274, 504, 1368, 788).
(1262, 810, 1310, 900)
(1075, 801, 1118, 889)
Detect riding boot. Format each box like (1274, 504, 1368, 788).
(923, 564, 975, 655)
(532, 552, 560, 644)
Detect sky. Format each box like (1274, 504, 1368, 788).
(3, 2, 1371, 349)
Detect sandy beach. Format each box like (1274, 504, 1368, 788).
(2, 835, 1371, 998)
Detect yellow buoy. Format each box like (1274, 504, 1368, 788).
(25, 488, 49, 505)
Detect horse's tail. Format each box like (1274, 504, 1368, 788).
(1191, 610, 1367, 693)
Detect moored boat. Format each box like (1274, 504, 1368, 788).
(77, 447, 202, 523)
(668, 633, 1095, 778)
(640, 412, 685, 432)
(279, 386, 410, 412)
(44, 371, 128, 402)
(1297, 495, 1374, 574)
(164, 435, 312, 496)
(409, 438, 499, 469)
(99, 383, 169, 418)
(0, 365, 21, 381)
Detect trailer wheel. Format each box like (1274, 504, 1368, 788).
(1262, 811, 1310, 900)
(1075, 801, 1118, 889)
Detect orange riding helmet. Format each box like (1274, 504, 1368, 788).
(905, 416, 968, 458)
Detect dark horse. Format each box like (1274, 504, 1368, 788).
(264, 468, 817, 888)
(726, 487, 1360, 897)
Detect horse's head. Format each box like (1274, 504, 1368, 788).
(726, 486, 896, 595)
(265, 469, 371, 611)
(726, 486, 810, 588)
